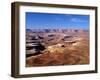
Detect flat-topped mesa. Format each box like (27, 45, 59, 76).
(64, 40, 76, 43)
(26, 29, 88, 33)
(26, 40, 41, 43)
(26, 42, 45, 57)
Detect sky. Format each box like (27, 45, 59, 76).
(26, 12, 90, 30)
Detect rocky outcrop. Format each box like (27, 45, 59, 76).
(26, 29, 89, 67)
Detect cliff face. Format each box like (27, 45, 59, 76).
(26, 29, 88, 33)
(26, 29, 89, 67)
(26, 38, 89, 67)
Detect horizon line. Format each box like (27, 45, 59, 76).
(26, 28, 89, 30)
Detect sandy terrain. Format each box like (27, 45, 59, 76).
(26, 29, 89, 67)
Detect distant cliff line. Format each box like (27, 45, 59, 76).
(26, 29, 89, 33)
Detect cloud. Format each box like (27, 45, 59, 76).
(70, 18, 87, 23)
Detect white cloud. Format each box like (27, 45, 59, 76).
(70, 18, 87, 22)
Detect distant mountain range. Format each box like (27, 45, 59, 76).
(26, 29, 89, 33)
(26, 29, 33, 33)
